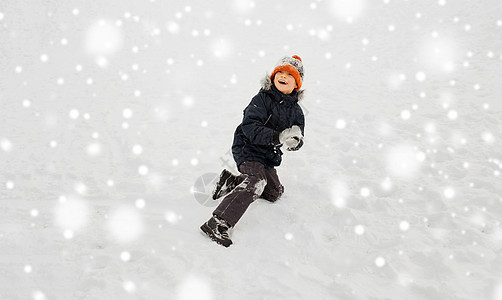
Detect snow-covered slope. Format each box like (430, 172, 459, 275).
(1, 1, 502, 299)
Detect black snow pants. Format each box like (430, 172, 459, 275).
(213, 161, 284, 227)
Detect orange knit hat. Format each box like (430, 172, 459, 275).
(270, 55, 304, 91)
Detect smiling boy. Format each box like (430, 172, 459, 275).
(201, 55, 306, 247)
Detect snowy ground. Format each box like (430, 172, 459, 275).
(1, 0, 502, 299)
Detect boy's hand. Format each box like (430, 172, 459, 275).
(276, 125, 303, 150)
(285, 136, 304, 151)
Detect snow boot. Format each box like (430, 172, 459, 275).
(200, 215, 233, 247)
(212, 169, 244, 200)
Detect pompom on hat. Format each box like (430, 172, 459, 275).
(270, 55, 304, 91)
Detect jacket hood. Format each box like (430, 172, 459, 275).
(260, 74, 304, 102)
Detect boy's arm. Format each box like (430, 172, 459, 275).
(285, 107, 305, 151)
(240, 94, 275, 146)
(296, 108, 305, 136)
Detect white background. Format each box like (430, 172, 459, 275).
(1, 0, 502, 299)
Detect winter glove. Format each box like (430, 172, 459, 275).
(285, 137, 304, 151)
(273, 125, 303, 151)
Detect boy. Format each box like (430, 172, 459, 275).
(201, 55, 305, 247)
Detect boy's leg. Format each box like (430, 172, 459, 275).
(261, 168, 284, 202)
(212, 169, 244, 200)
(212, 162, 267, 227)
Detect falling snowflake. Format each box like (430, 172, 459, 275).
(107, 207, 144, 243)
(176, 275, 214, 300)
(386, 145, 425, 179)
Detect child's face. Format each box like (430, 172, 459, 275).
(273, 71, 297, 95)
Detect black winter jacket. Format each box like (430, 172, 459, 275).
(232, 77, 305, 169)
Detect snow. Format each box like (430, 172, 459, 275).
(1, 0, 502, 299)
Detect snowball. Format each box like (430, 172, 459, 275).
(40, 54, 49, 62)
(285, 233, 294, 240)
(107, 207, 143, 243)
